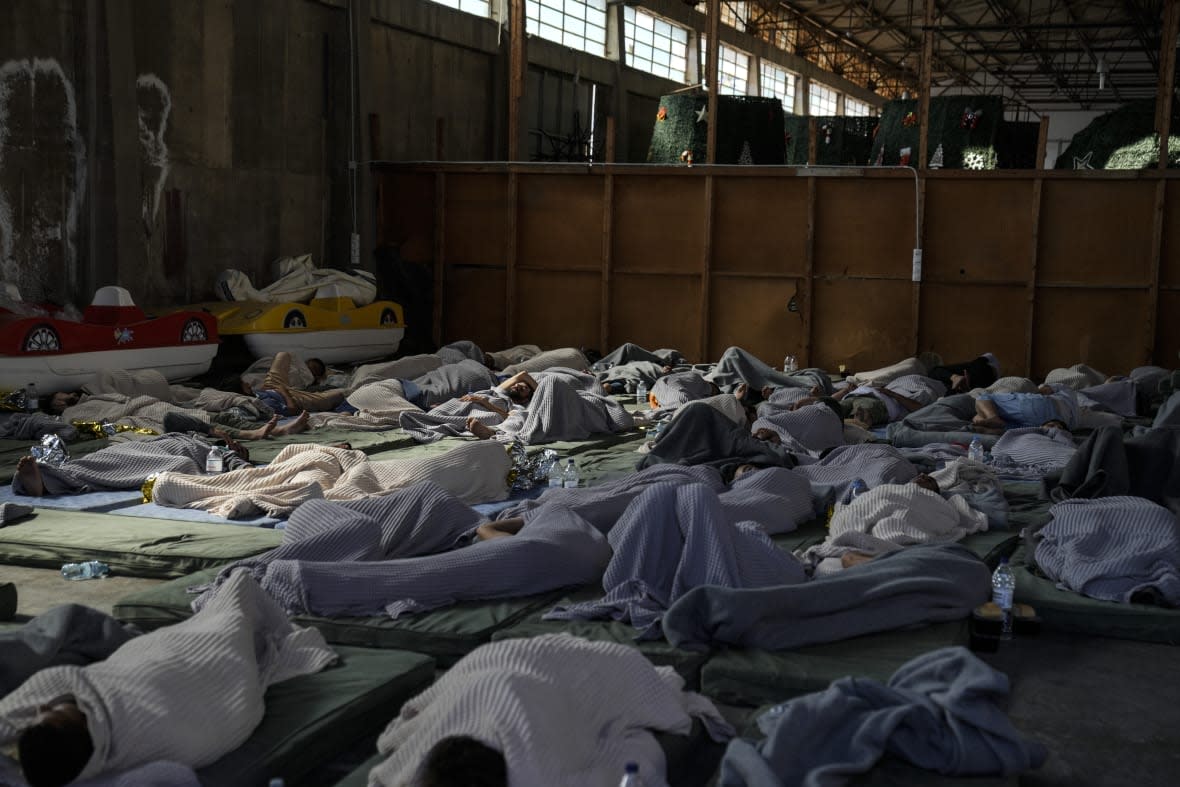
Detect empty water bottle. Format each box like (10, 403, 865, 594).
(205, 445, 225, 473)
(562, 458, 580, 489)
(24, 382, 38, 413)
(635, 380, 648, 407)
(968, 436, 985, 463)
(548, 458, 564, 488)
(61, 561, 110, 581)
(783, 355, 798, 373)
(619, 762, 643, 787)
(991, 557, 1016, 641)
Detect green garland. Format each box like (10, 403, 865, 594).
(783, 116, 879, 165)
(1056, 99, 1180, 169)
(648, 94, 786, 164)
(871, 95, 1018, 169)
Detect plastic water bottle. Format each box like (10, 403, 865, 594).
(968, 436, 985, 463)
(619, 762, 643, 787)
(205, 446, 225, 473)
(783, 355, 797, 373)
(991, 557, 1016, 641)
(61, 561, 110, 581)
(548, 459, 564, 488)
(267, 779, 285, 787)
(843, 477, 868, 504)
(635, 380, 648, 407)
(562, 458, 580, 489)
(24, 382, 38, 413)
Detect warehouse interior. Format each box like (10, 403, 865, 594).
(2, 1, 1180, 786)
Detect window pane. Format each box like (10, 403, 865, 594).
(427, 0, 491, 16)
(527, 0, 608, 55)
(624, 7, 690, 81)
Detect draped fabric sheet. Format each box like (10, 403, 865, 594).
(790, 443, 919, 513)
(753, 402, 845, 453)
(650, 371, 715, 410)
(638, 403, 794, 477)
(259, 504, 611, 619)
(151, 441, 510, 518)
(190, 480, 486, 611)
(799, 484, 988, 573)
(544, 482, 807, 639)
(0, 605, 139, 697)
(410, 359, 498, 408)
(499, 348, 590, 375)
(989, 427, 1077, 477)
(14, 433, 212, 496)
(705, 346, 834, 395)
(1044, 363, 1107, 390)
(1031, 496, 1180, 605)
(662, 544, 991, 651)
(62, 393, 213, 434)
(493, 374, 634, 445)
(845, 356, 928, 386)
(0, 572, 336, 780)
(1047, 424, 1180, 513)
(596, 360, 669, 394)
(0, 412, 78, 441)
(718, 646, 1047, 787)
(398, 388, 512, 442)
(929, 458, 1010, 528)
(369, 634, 733, 787)
(592, 342, 686, 369)
(349, 354, 443, 388)
(485, 344, 542, 370)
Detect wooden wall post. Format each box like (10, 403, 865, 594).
(705, 0, 720, 164)
(1035, 116, 1050, 169)
(508, 0, 526, 161)
(1156, 0, 1179, 169)
(917, 0, 935, 168)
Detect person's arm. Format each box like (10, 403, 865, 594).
(496, 371, 536, 392)
(475, 518, 524, 541)
(459, 394, 509, 418)
(877, 386, 925, 413)
(831, 382, 857, 401)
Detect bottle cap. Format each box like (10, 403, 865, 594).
(624, 762, 639, 774)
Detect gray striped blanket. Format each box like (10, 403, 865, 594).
(369, 634, 732, 787)
(1032, 496, 1180, 605)
(705, 346, 834, 395)
(495, 374, 634, 444)
(790, 443, 919, 513)
(398, 389, 514, 442)
(719, 646, 1047, 787)
(545, 482, 806, 638)
(499, 347, 590, 375)
(753, 401, 845, 454)
(190, 480, 487, 611)
(0, 571, 335, 779)
(14, 433, 212, 496)
(663, 543, 990, 651)
(990, 427, 1077, 477)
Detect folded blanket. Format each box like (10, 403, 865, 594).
(369, 634, 732, 787)
(1031, 496, 1180, 606)
(0, 571, 336, 780)
(663, 544, 990, 651)
(718, 646, 1047, 786)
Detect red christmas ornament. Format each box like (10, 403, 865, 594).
(902, 111, 918, 128)
(960, 107, 982, 130)
(656, 106, 668, 122)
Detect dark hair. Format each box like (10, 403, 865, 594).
(817, 396, 845, 421)
(19, 721, 94, 787)
(306, 358, 326, 378)
(419, 736, 507, 787)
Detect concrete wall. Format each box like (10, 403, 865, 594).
(1, 0, 880, 311)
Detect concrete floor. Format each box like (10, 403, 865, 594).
(3, 564, 163, 618)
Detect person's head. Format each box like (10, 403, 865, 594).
(419, 735, 507, 787)
(45, 391, 80, 414)
(911, 473, 941, 494)
(752, 427, 781, 445)
(1041, 419, 1069, 432)
(306, 358, 326, 383)
(18, 701, 93, 787)
(505, 379, 535, 404)
(217, 374, 251, 395)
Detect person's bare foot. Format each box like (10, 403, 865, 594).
(16, 456, 44, 496)
(272, 411, 310, 436)
(735, 383, 748, 401)
(236, 416, 279, 441)
(466, 417, 494, 440)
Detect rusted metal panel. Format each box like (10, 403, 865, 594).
(443, 266, 507, 350)
(810, 278, 913, 373)
(612, 175, 706, 274)
(1038, 180, 1155, 285)
(514, 270, 602, 351)
(924, 179, 1035, 283)
(814, 179, 915, 278)
(609, 273, 701, 361)
(712, 176, 809, 275)
(919, 283, 1031, 378)
(1032, 287, 1153, 378)
(517, 174, 603, 271)
(708, 276, 805, 364)
(444, 173, 510, 268)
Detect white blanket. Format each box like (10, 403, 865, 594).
(0, 571, 336, 780)
(369, 634, 732, 787)
(800, 483, 988, 572)
(151, 441, 509, 517)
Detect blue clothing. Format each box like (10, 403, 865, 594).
(978, 386, 1077, 428)
(254, 389, 291, 417)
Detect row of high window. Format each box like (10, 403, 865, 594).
(427, 0, 877, 117)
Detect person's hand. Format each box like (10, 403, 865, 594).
(461, 394, 490, 409)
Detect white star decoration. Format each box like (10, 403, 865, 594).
(1073, 151, 1094, 170)
(696, 105, 708, 123)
